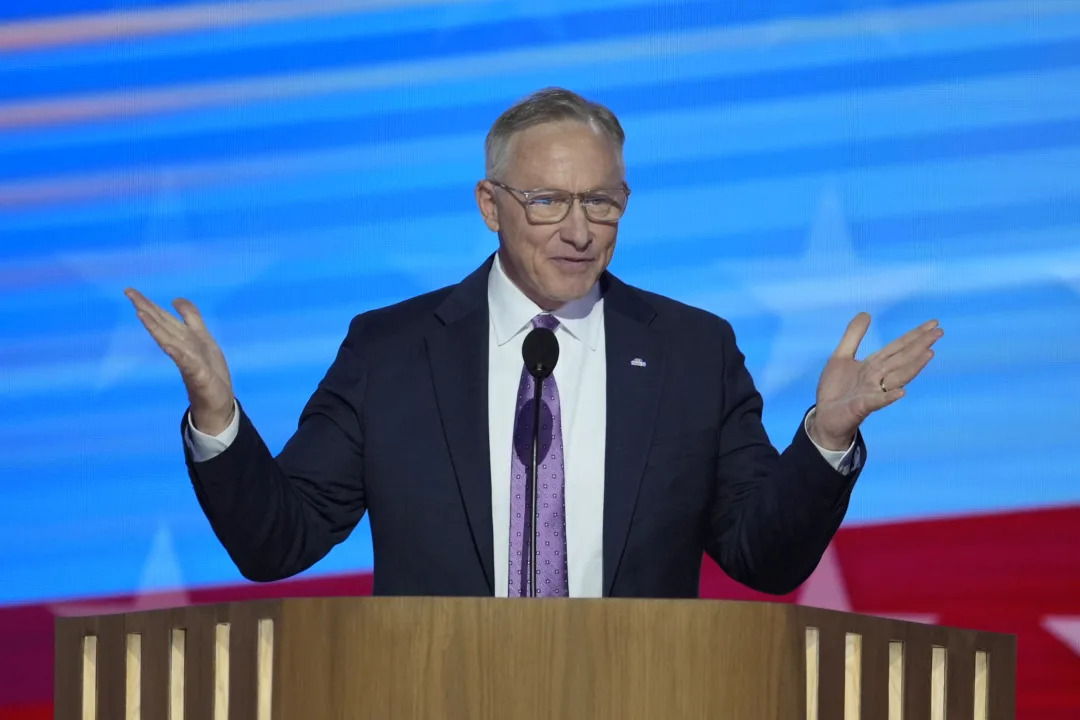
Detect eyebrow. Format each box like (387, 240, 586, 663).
(524, 184, 624, 193)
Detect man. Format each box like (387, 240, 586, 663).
(125, 87, 942, 598)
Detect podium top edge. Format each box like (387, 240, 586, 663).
(49, 596, 1016, 641)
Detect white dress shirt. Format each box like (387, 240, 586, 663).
(186, 254, 856, 596)
(486, 253, 608, 597)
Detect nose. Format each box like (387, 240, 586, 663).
(559, 199, 591, 250)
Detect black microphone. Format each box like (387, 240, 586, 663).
(521, 325, 559, 597)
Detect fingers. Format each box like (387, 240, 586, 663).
(876, 323, 943, 389)
(882, 349, 936, 391)
(875, 386, 907, 411)
(131, 299, 187, 359)
(873, 319, 941, 364)
(124, 289, 205, 370)
(833, 312, 871, 359)
(125, 289, 209, 338)
(130, 302, 187, 351)
(124, 287, 158, 316)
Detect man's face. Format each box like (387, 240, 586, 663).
(476, 121, 625, 310)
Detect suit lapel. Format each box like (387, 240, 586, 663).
(426, 258, 495, 594)
(602, 276, 664, 595)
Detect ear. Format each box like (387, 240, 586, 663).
(475, 180, 500, 232)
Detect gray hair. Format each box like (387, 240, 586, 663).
(484, 87, 626, 181)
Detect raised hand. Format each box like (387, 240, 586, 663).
(124, 288, 236, 435)
(810, 313, 943, 450)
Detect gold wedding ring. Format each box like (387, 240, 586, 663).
(879, 377, 889, 393)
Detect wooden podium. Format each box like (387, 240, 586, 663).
(55, 597, 1015, 719)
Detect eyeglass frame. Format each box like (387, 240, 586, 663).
(486, 179, 631, 225)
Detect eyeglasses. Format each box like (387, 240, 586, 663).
(488, 180, 631, 224)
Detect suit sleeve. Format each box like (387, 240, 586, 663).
(183, 316, 368, 582)
(704, 319, 866, 595)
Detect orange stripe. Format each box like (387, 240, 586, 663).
(0, 62, 418, 130)
(0, 0, 472, 52)
(0, 141, 399, 208)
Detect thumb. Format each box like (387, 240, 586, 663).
(833, 312, 870, 359)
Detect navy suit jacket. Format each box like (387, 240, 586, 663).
(184, 255, 865, 597)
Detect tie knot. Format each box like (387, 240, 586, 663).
(532, 313, 559, 331)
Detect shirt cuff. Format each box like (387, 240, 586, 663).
(804, 407, 861, 476)
(184, 399, 240, 463)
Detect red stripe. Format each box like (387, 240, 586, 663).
(0, 704, 52, 720)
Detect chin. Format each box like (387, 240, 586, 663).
(547, 281, 594, 304)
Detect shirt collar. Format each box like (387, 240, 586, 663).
(487, 251, 603, 350)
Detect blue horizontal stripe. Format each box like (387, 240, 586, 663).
(1, 117, 1078, 253)
(0, 0, 975, 95)
(3, 38, 1080, 181)
(10, 12, 1080, 157)
(1, 191, 1077, 343)
(0, 0, 683, 71)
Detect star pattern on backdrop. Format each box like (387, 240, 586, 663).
(57, 175, 277, 390)
(745, 180, 930, 399)
(1042, 616, 1080, 660)
(49, 524, 190, 617)
(797, 542, 939, 624)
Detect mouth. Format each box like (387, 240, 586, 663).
(551, 257, 595, 274)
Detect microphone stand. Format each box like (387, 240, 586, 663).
(528, 372, 544, 597)
(520, 324, 558, 598)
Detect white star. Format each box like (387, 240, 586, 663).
(749, 180, 926, 397)
(57, 175, 276, 390)
(1043, 616, 1080, 658)
(50, 524, 189, 617)
(798, 542, 938, 624)
(798, 543, 853, 612)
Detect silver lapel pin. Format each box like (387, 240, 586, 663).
(630, 358, 647, 368)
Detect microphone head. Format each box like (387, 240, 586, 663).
(522, 326, 559, 379)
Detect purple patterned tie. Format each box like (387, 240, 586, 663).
(508, 313, 569, 597)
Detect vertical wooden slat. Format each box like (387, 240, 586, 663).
(126, 633, 142, 720)
(806, 626, 820, 720)
(930, 647, 947, 720)
(169, 629, 186, 720)
(844, 633, 862, 720)
(889, 641, 905, 720)
(215, 623, 231, 720)
(82, 635, 98, 720)
(257, 619, 274, 720)
(974, 651, 989, 720)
